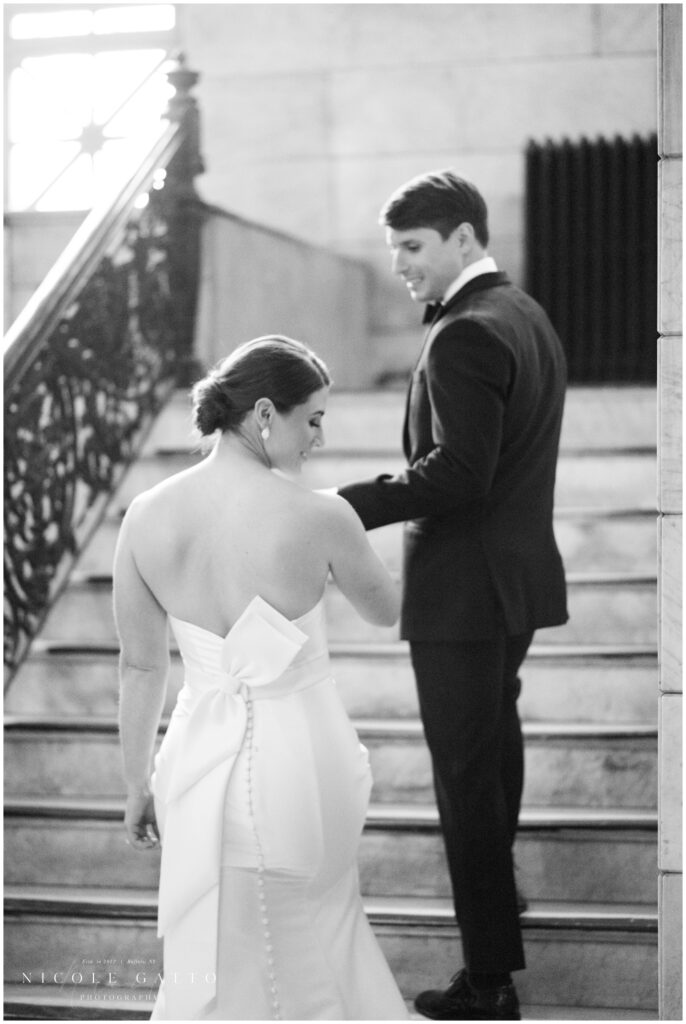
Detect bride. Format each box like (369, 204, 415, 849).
(114, 335, 408, 1021)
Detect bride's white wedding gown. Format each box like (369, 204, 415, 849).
(150, 595, 408, 1020)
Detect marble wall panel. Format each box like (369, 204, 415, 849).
(598, 3, 658, 55)
(8, 213, 84, 286)
(659, 693, 683, 872)
(3, 226, 12, 331)
(659, 871, 683, 1020)
(178, 3, 343, 76)
(658, 159, 683, 337)
(337, 3, 595, 67)
(5, 212, 86, 329)
(658, 334, 682, 514)
(328, 57, 656, 161)
(465, 56, 657, 152)
(659, 515, 682, 694)
(331, 152, 525, 246)
(659, 4, 683, 158)
(199, 72, 330, 162)
(195, 215, 373, 388)
(180, 3, 597, 78)
(198, 158, 335, 245)
(328, 65, 462, 157)
(6, 286, 35, 330)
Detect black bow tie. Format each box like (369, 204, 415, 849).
(422, 302, 444, 325)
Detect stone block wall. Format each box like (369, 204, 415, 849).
(194, 209, 371, 386)
(3, 212, 85, 331)
(177, 3, 657, 378)
(657, 4, 682, 1019)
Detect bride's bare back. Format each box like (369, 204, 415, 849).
(128, 459, 336, 631)
(117, 442, 398, 644)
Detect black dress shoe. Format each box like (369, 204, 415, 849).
(414, 968, 521, 1020)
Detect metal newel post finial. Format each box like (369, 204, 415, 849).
(164, 51, 204, 184)
(165, 51, 200, 122)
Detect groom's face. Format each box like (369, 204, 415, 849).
(386, 226, 465, 304)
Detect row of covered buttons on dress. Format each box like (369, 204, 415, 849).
(244, 696, 282, 1020)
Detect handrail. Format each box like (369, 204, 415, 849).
(4, 121, 182, 382)
(4, 54, 204, 675)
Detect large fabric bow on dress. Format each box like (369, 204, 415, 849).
(150, 596, 308, 1020)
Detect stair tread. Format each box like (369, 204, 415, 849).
(104, 504, 659, 524)
(4, 885, 657, 927)
(2, 985, 659, 1020)
(3, 794, 658, 830)
(150, 441, 658, 456)
(67, 569, 658, 587)
(26, 639, 659, 661)
(4, 713, 658, 739)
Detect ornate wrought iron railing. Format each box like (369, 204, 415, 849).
(4, 55, 205, 676)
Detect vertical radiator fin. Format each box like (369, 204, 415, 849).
(525, 134, 657, 383)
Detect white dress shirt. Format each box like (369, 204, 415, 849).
(443, 255, 498, 304)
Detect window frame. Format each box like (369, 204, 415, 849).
(4, 2, 179, 212)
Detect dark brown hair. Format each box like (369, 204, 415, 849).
(192, 335, 331, 436)
(380, 169, 489, 246)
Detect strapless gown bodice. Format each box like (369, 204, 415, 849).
(150, 595, 407, 1021)
(168, 597, 329, 700)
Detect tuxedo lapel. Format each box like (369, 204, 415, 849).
(401, 273, 510, 458)
(402, 313, 439, 456)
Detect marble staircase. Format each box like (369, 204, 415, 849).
(4, 386, 658, 1020)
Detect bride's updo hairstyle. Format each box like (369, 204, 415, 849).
(192, 335, 331, 437)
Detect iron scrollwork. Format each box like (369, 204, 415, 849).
(4, 193, 183, 670)
(4, 54, 205, 673)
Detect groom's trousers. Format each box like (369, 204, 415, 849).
(409, 631, 533, 974)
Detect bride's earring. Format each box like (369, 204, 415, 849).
(261, 426, 270, 440)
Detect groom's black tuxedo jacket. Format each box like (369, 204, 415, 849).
(339, 271, 569, 642)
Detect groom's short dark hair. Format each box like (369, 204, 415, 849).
(380, 170, 490, 247)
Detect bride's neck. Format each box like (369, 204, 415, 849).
(209, 428, 270, 470)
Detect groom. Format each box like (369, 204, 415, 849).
(338, 170, 568, 1020)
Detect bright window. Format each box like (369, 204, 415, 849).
(6, 5, 176, 211)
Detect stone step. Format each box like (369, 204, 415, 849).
(4, 986, 156, 1022)
(111, 449, 657, 510)
(4, 797, 657, 905)
(4, 987, 157, 1021)
(144, 387, 657, 454)
(1, 986, 659, 1021)
(37, 573, 657, 648)
(73, 507, 658, 578)
(363, 806, 657, 905)
(325, 577, 657, 646)
(7, 644, 658, 725)
(4, 717, 657, 809)
(360, 720, 656, 808)
(3, 887, 657, 1012)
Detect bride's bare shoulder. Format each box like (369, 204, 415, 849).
(300, 487, 362, 537)
(121, 471, 196, 536)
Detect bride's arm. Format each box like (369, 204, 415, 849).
(322, 494, 400, 627)
(113, 502, 169, 851)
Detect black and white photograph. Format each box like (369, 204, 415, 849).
(3, 1, 681, 1021)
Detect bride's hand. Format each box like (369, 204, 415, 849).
(124, 787, 160, 851)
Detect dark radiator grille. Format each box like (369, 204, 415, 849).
(525, 135, 657, 383)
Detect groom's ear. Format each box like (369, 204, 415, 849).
(451, 222, 476, 250)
